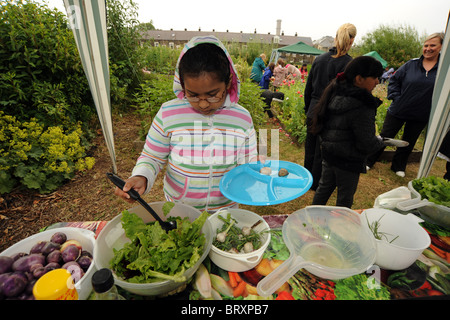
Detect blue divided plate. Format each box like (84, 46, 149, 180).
(219, 160, 313, 206)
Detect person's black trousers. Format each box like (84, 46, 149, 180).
(312, 160, 360, 208)
(367, 112, 427, 172)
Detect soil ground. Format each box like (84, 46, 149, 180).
(0, 112, 446, 252)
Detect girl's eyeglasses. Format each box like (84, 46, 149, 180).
(184, 89, 226, 103)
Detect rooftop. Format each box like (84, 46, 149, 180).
(141, 29, 313, 47)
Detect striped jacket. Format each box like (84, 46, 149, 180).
(132, 36, 257, 212)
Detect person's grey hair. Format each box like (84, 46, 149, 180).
(425, 32, 444, 44)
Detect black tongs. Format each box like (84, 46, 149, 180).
(106, 172, 177, 232)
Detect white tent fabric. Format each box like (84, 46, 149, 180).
(417, 14, 450, 178)
(63, 0, 117, 174)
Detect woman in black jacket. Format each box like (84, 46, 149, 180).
(304, 23, 357, 190)
(310, 56, 385, 208)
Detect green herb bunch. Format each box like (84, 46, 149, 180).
(213, 213, 262, 253)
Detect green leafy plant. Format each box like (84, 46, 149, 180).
(132, 74, 174, 139)
(0, 1, 94, 130)
(0, 112, 95, 194)
(358, 24, 422, 70)
(237, 79, 266, 131)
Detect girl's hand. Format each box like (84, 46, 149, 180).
(114, 175, 147, 203)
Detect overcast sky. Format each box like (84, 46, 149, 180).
(46, 0, 448, 42)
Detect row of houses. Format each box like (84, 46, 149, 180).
(140, 20, 335, 52)
(140, 29, 313, 49)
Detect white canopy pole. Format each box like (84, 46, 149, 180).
(63, 0, 117, 174)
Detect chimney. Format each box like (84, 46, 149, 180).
(276, 19, 281, 36)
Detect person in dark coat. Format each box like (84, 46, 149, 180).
(304, 23, 357, 190)
(366, 32, 444, 177)
(310, 56, 385, 208)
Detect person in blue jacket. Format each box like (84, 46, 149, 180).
(366, 32, 444, 177)
(250, 53, 266, 83)
(259, 62, 275, 89)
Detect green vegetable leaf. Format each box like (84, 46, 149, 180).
(110, 205, 208, 283)
(412, 176, 450, 207)
(334, 274, 390, 300)
(121, 210, 147, 240)
(162, 202, 175, 216)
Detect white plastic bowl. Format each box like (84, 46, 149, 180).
(94, 202, 212, 296)
(0, 227, 96, 300)
(208, 208, 271, 272)
(362, 208, 431, 270)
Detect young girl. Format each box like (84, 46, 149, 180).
(310, 56, 385, 208)
(115, 36, 258, 212)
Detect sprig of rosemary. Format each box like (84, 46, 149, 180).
(366, 214, 399, 243)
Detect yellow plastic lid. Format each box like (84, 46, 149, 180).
(33, 269, 79, 300)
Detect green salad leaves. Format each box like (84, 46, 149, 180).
(334, 274, 391, 300)
(110, 208, 209, 283)
(412, 176, 450, 207)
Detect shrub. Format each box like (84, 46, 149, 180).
(106, 0, 143, 104)
(358, 24, 422, 69)
(0, 0, 94, 129)
(133, 74, 174, 139)
(0, 112, 95, 194)
(139, 45, 182, 74)
(237, 79, 266, 131)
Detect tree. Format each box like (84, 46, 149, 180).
(0, 0, 93, 128)
(139, 20, 156, 31)
(358, 24, 422, 69)
(106, 0, 142, 106)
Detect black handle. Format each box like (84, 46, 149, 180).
(106, 172, 140, 200)
(106, 172, 165, 225)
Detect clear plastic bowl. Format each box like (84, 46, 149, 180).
(256, 206, 376, 297)
(0, 227, 97, 300)
(208, 208, 271, 272)
(93, 202, 212, 297)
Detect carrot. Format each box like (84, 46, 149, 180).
(234, 272, 242, 283)
(429, 243, 450, 263)
(233, 280, 247, 297)
(228, 271, 238, 288)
